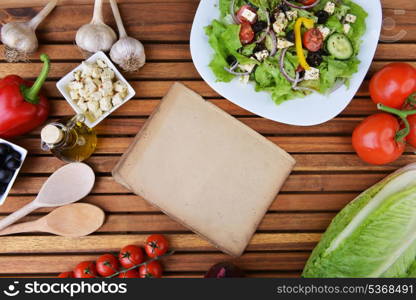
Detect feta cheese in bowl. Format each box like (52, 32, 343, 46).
(57, 51, 135, 128)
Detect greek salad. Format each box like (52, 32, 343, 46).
(205, 0, 368, 104)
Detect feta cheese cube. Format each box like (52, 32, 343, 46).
(74, 70, 82, 81)
(101, 68, 115, 81)
(239, 63, 256, 73)
(277, 38, 294, 49)
(345, 14, 356, 23)
(241, 8, 257, 23)
(68, 81, 83, 91)
(87, 100, 100, 113)
(343, 23, 351, 34)
(81, 62, 94, 77)
(285, 10, 298, 21)
(324, 2, 335, 14)
(317, 25, 331, 40)
(77, 100, 88, 112)
(100, 80, 113, 96)
(114, 80, 127, 93)
(96, 59, 107, 68)
(273, 13, 288, 34)
(69, 90, 79, 101)
(89, 91, 101, 102)
(99, 96, 113, 112)
(112, 93, 124, 107)
(92, 108, 103, 119)
(91, 67, 102, 79)
(254, 50, 269, 61)
(304, 67, 320, 81)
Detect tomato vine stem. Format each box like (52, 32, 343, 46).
(377, 103, 416, 142)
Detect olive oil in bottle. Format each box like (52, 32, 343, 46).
(41, 115, 97, 163)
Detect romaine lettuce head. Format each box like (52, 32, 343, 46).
(303, 164, 416, 278)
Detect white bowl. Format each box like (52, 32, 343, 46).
(190, 0, 382, 126)
(0, 139, 28, 206)
(56, 51, 136, 128)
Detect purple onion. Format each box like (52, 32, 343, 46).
(223, 66, 250, 76)
(268, 30, 277, 56)
(279, 48, 296, 83)
(230, 0, 240, 24)
(283, 0, 320, 9)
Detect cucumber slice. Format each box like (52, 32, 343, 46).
(326, 33, 353, 60)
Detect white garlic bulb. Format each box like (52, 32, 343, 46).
(1, 0, 57, 62)
(109, 0, 146, 72)
(75, 0, 117, 54)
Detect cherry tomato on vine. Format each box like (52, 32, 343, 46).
(139, 261, 163, 278)
(303, 28, 323, 52)
(236, 5, 257, 24)
(73, 261, 98, 278)
(352, 113, 405, 165)
(96, 254, 119, 277)
(118, 269, 140, 278)
(406, 114, 416, 148)
(58, 271, 74, 278)
(145, 234, 169, 258)
(119, 245, 144, 269)
(370, 63, 416, 109)
(239, 23, 254, 45)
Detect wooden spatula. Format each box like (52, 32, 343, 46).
(0, 163, 95, 231)
(0, 203, 105, 237)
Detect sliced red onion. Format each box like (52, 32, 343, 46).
(223, 66, 250, 76)
(230, 61, 239, 71)
(230, 0, 239, 24)
(255, 10, 270, 43)
(268, 30, 277, 56)
(279, 48, 296, 83)
(283, 0, 320, 9)
(292, 72, 300, 88)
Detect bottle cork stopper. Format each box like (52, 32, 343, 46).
(41, 125, 63, 144)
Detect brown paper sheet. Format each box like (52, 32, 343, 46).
(112, 82, 296, 256)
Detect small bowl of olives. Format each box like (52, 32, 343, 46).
(0, 139, 27, 205)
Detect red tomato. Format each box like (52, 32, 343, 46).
(119, 245, 144, 269)
(118, 269, 140, 278)
(352, 113, 405, 165)
(58, 271, 74, 278)
(239, 23, 254, 45)
(139, 261, 163, 278)
(236, 5, 257, 24)
(73, 261, 98, 278)
(406, 114, 416, 148)
(145, 234, 169, 258)
(303, 28, 323, 52)
(96, 254, 119, 277)
(370, 63, 416, 109)
(299, 0, 318, 5)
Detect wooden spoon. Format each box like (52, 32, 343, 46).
(0, 203, 104, 237)
(0, 163, 95, 231)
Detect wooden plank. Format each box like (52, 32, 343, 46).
(1, 212, 335, 232)
(0, 252, 309, 273)
(9, 173, 389, 194)
(20, 154, 412, 174)
(0, 61, 414, 80)
(0, 193, 357, 213)
(47, 98, 376, 117)
(2, 43, 416, 61)
(0, 233, 321, 253)
(0, 3, 415, 42)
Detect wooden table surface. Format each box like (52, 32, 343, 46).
(0, 0, 414, 278)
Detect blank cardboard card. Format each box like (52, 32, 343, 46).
(112, 83, 295, 256)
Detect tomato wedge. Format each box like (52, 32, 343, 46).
(303, 28, 323, 52)
(299, 0, 318, 5)
(239, 23, 254, 45)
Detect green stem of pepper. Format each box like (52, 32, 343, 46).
(377, 103, 416, 142)
(21, 54, 50, 105)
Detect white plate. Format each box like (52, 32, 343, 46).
(190, 0, 382, 126)
(56, 51, 136, 128)
(0, 139, 27, 206)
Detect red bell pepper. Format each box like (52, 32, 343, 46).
(0, 54, 50, 138)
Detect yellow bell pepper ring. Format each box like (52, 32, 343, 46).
(295, 17, 315, 71)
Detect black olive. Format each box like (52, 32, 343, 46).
(247, 2, 259, 10)
(0, 144, 11, 156)
(317, 48, 329, 56)
(286, 30, 295, 43)
(254, 43, 266, 53)
(226, 55, 237, 66)
(0, 169, 13, 184)
(278, 3, 290, 12)
(5, 157, 21, 170)
(307, 51, 324, 67)
(316, 10, 330, 24)
(252, 21, 267, 33)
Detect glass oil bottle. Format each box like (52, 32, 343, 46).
(41, 114, 97, 163)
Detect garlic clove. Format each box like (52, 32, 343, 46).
(1, 22, 38, 54)
(75, 23, 117, 54)
(110, 37, 146, 72)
